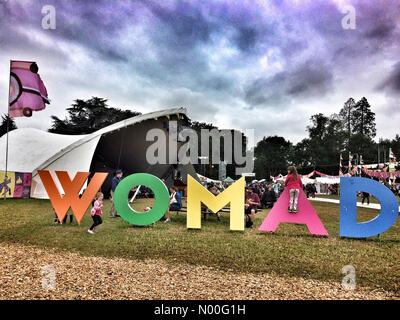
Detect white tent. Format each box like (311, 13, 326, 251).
(301, 177, 315, 185)
(197, 174, 221, 184)
(0, 108, 198, 199)
(315, 176, 340, 184)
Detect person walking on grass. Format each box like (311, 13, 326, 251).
(109, 169, 123, 218)
(88, 192, 104, 234)
(285, 166, 302, 213)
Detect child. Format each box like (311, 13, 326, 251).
(88, 192, 104, 234)
(285, 166, 302, 213)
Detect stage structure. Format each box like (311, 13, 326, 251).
(0, 108, 198, 199)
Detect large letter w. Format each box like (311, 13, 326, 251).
(38, 171, 108, 224)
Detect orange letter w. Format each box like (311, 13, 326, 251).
(38, 171, 108, 224)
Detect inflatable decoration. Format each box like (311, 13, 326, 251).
(9, 60, 50, 117)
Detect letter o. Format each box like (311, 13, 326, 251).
(114, 173, 169, 226)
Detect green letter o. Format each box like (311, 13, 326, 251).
(113, 173, 169, 226)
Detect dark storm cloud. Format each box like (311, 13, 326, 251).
(245, 61, 334, 107)
(0, 0, 134, 61)
(235, 26, 259, 52)
(145, 1, 215, 48)
(377, 62, 400, 95)
(365, 21, 396, 40)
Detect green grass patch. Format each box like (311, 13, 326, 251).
(0, 198, 399, 293)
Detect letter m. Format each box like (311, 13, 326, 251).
(38, 170, 108, 224)
(187, 175, 245, 231)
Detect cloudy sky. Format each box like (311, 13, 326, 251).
(0, 0, 399, 143)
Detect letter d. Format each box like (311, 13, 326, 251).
(340, 177, 399, 238)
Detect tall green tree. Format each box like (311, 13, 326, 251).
(49, 97, 141, 134)
(292, 113, 346, 174)
(345, 97, 377, 162)
(339, 97, 356, 147)
(254, 136, 293, 178)
(0, 114, 17, 137)
(352, 97, 376, 138)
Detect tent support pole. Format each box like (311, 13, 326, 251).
(130, 185, 141, 203)
(3, 60, 11, 200)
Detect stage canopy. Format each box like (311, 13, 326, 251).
(0, 108, 198, 199)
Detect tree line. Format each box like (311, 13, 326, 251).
(254, 97, 400, 177)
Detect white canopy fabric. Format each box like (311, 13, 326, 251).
(315, 176, 340, 184)
(197, 174, 221, 184)
(301, 177, 315, 184)
(0, 128, 85, 173)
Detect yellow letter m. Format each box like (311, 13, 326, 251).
(187, 176, 245, 231)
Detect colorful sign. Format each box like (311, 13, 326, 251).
(37, 171, 400, 238)
(0, 171, 32, 199)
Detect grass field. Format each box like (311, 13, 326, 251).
(0, 198, 399, 294)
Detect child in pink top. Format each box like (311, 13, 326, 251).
(88, 192, 104, 234)
(285, 166, 302, 213)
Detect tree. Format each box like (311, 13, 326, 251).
(49, 97, 141, 134)
(336, 97, 377, 163)
(0, 114, 17, 137)
(254, 136, 293, 178)
(291, 113, 346, 175)
(339, 97, 356, 147)
(307, 113, 329, 141)
(352, 97, 376, 138)
(348, 134, 376, 163)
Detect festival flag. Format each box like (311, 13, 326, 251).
(9, 60, 50, 117)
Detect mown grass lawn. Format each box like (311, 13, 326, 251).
(0, 198, 399, 294)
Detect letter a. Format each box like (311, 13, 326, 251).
(38, 170, 108, 223)
(259, 188, 328, 236)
